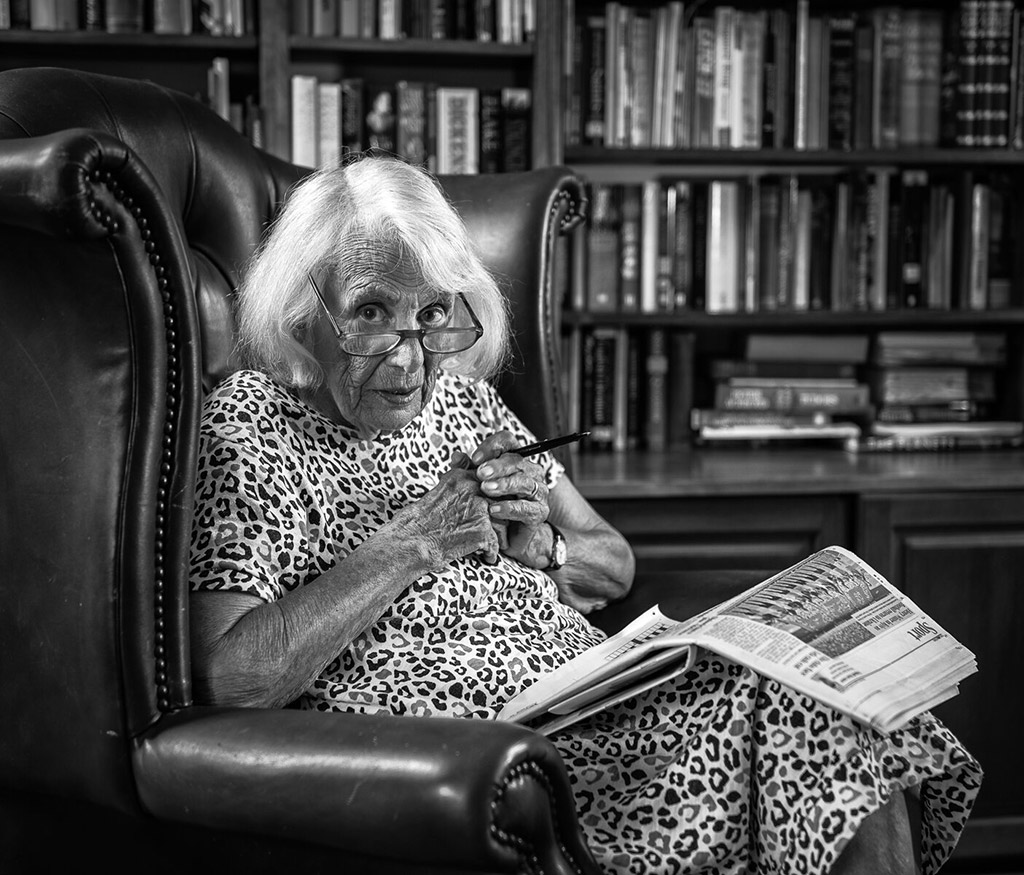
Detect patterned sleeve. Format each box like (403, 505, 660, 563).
(189, 401, 309, 604)
(469, 379, 566, 492)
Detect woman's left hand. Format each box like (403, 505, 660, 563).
(453, 430, 551, 568)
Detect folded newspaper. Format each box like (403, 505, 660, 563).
(498, 546, 977, 736)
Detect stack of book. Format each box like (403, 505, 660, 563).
(849, 331, 1023, 451)
(692, 333, 871, 446)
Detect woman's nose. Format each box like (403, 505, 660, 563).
(385, 334, 425, 370)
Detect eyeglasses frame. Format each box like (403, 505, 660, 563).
(306, 272, 484, 357)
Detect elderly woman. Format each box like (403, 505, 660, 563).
(189, 156, 980, 875)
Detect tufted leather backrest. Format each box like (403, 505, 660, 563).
(0, 67, 584, 820)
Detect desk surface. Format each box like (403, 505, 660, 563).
(573, 447, 1024, 499)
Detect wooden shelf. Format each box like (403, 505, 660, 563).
(566, 145, 1024, 168)
(289, 36, 534, 58)
(0, 31, 257, 51)
(563, 308, 1024, 328)
(573, 446, 1024, 499)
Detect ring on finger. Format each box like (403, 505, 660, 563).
(528, 480, 541, 500)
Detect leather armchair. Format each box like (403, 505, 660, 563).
(0, 67, 761, 873)
(0, 66, 598, 874)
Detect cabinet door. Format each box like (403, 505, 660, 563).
(858, 491, 1024, 860)
(590, 495, 851, 574)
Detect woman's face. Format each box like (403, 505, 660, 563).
(308, 244, 450, 439)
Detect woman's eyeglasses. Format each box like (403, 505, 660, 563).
(307, 273, 483, 357)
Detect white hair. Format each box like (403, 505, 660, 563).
(235, 156, 511, 388)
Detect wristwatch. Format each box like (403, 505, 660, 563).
(547, 522, 568, 570)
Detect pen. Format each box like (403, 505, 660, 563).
(511, 431, 590, 457)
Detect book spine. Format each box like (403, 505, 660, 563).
(690, 181, 708, 312)
(956, 0, 981, 146)
(585, 183, 620, 312)
(644, 327, 669, 451)
(827, 14, 856, 151)
(583, 15, 607, 146)
(340, 78, 364, 155)
(713, 5, 735, 147)
(691, 16, 716, 147)
(437, 86, 479, 174)
(617, 183, 641, 313)
(714, 383, 871, 413)
(874, 7, 903, 148)
(966, 181, 991, 310)
(290, 74, 319, 168)
(310, 0, 338, 36)
(500, 86, 531, 172)
(478, 87, 502, 173)
(671, 180, 692, 310)
(396, 80, 428, 168)
(564, 3, 582, 147)
(317, 81, 342, 167)
(667, 330, 696, 446)
(639, 179, 661, 313)
(757, 177, 781, 310)
(898, 169, 929, 309)
(584, 327, 620, 451)
(105, 0, 142, 32)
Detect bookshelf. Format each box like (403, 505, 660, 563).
(0, 0, 557, 169)
(559, 0, 1024, 861)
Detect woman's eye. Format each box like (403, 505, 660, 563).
(356, 304, 385, 323)
(420, 305, 449, 327)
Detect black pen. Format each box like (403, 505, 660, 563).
(511, 431, 590, 457)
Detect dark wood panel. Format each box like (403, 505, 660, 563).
(590, 494, 850, 573)
(858, 492, 1024, 860)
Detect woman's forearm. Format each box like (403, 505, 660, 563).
(548, 519, 634, 614)
(191, 526, 434, 709)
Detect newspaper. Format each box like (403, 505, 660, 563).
(498, 546, 978, 736)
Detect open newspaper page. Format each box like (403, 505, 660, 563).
(497, 546, 978, 736)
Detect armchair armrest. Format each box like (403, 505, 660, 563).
(135, 706, 601, 875)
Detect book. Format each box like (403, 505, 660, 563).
(849, 420, 1024, 453)
(667, 330, 695, 447)
(585, 183, 620, 312)
(105, 0, 142, 32)
(153, 0, 193, 33)
(714, 382, 871, 414)
(582, 14, 607, 145)
(436, 86, 479, 174)
(643, 327, 669, 451)
(317, 81, 342, 167)
(870, 366, 997, 405)
(617, 183, 641, 312)
(340, 78, 365, 155)
(290, 73, 319, 168)
(709, 359, 858, 381)
(500, 87, 531, 172)
(696, 421, 862, 445)
(497, 546, 978, 736)
(745, 333, 870, 364)
(396, 80, 428, 168)
(478, 88, 502, 174)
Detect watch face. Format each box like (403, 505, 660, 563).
(552, 534, 568, 567)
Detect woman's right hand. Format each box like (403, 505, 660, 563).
(387, 454, 501, 568)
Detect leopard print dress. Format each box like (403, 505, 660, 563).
(190, 369, 982, 874)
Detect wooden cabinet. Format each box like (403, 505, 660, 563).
(577, 450, 1024, 866)
(858, 490, 1024, 860)
(590, 493, 849, 572)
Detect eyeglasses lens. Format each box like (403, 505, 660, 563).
(341, 329, 480, 357)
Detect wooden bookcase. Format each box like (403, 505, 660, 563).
(560, 0, 1024, 865)
(4, 0, 1023, 865)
